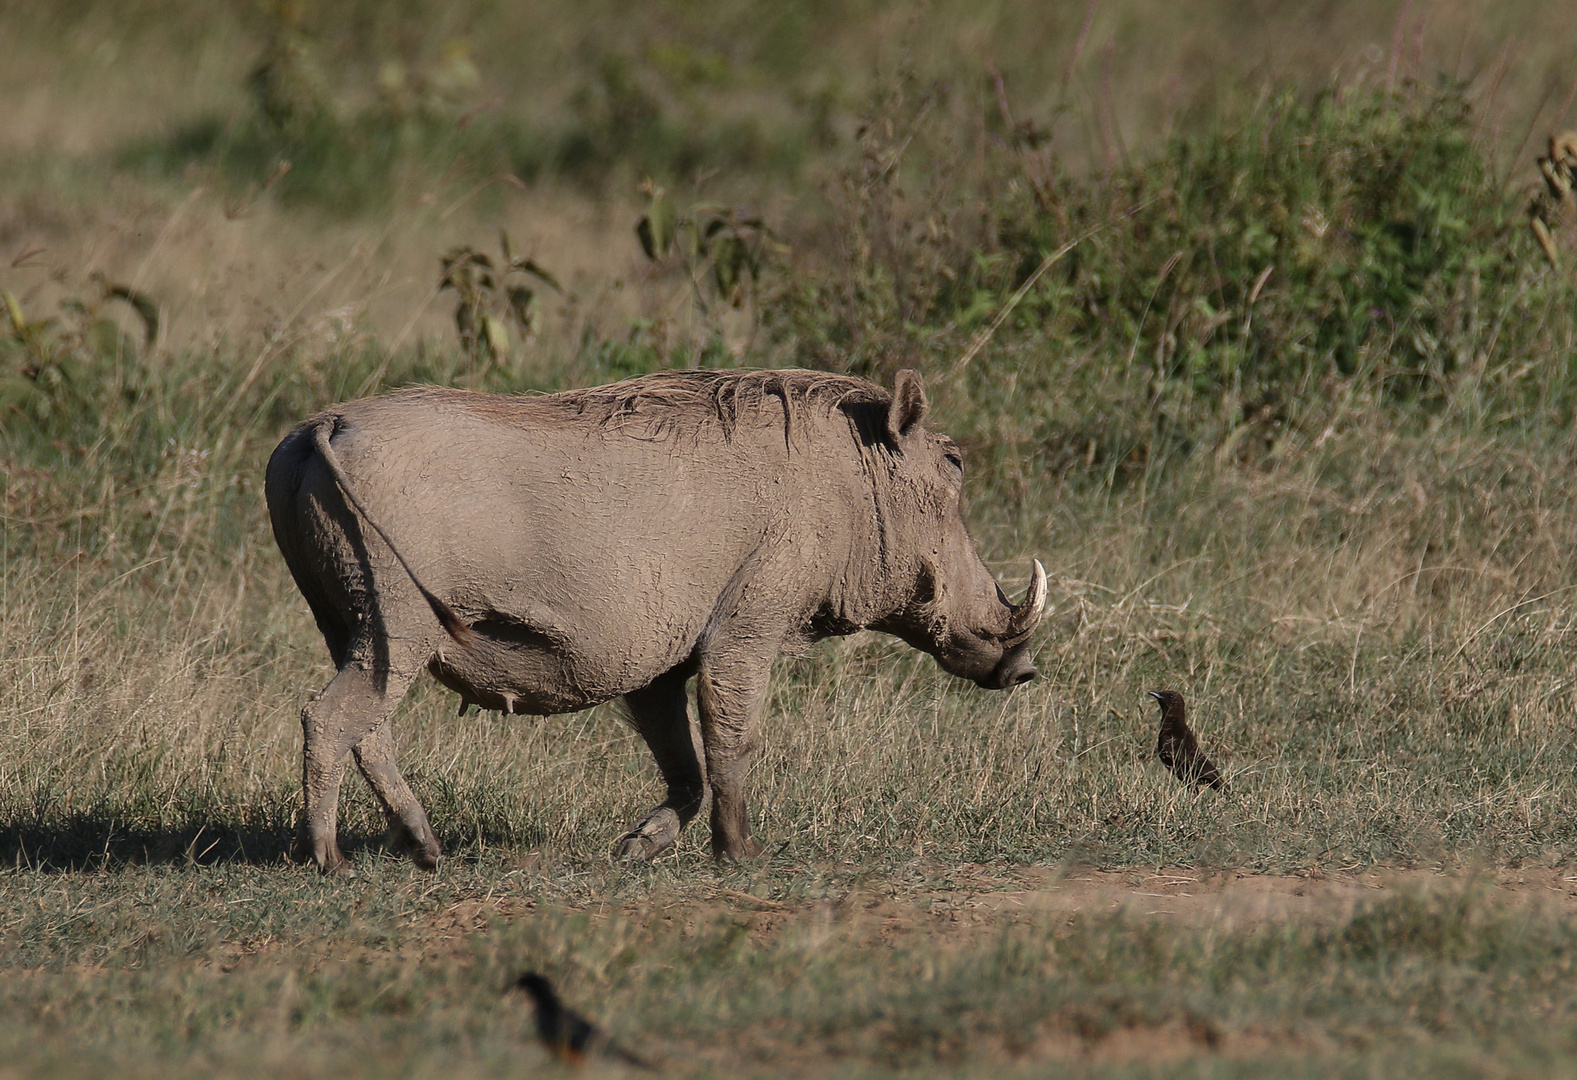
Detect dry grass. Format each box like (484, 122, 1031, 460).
(5, 372, 1576, 873)
(0, 179, 647, 358)
(6, 1, 1577, 356)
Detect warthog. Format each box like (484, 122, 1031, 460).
(266, 368, 1045, 873)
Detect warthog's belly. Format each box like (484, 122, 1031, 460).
(425, 612, 648, 716)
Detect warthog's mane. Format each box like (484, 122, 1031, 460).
(557, 369, 889, 446)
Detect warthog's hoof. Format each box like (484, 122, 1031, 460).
(292, 824, 356, 876)
(614, 808, 682, 862)
(712, 836, 764, 862)
(311, 848, 356, 877)
(386, 820, 442, 871)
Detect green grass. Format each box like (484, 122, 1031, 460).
(4, 864, 1577, 1078)
(5, 328, 1577, 873)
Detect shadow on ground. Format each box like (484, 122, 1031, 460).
(0, 811, 551, 872)
(4, 813, 314, 871)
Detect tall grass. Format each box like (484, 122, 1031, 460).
(5, 323, 1577, 873)
(8, 64, 1577, 872)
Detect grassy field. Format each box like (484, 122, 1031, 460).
(7, 1, 1577, 1075)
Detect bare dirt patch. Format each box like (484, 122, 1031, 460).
(588, 863, 1577, 959)
(928, 863, 1577, 930)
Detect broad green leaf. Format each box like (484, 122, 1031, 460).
(482, 315, 509, 363)
(2, 291, 25, 336)
(100, 282, 161, 348)
(516, 259, 561, 291)
(641, 195, 677, 259)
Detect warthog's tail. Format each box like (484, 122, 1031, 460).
(310, 421, 475, 648)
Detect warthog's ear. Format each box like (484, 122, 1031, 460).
(887, 369, 929, 445)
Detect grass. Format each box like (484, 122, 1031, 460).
(4, 865, 1577, 1077)
(8, 347, 1577, 874)
(7, 0, 1577, 1075)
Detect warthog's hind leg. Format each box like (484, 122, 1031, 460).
(294, 661, 418, 875)
(615, 665, 705, 862)
(353, 722, 442, 870)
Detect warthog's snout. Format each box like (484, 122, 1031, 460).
(984, 649, 1038, 689)
(977, 560, 1044, 689)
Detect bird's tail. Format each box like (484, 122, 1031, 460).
(605, 1040, 659, 1072)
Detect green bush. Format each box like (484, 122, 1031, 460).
(1012, 84, 1535, 398)
(773, 82, 1561, 415)
(117, 28, 810, 216)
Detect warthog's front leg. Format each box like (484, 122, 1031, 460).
(616, 664, 704, 862)
(353, 722, 441, 870)
(295, 660, 417, 875)
(696, 652, 770, 861)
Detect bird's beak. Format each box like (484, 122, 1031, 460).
(1147, 691, 1163, 703)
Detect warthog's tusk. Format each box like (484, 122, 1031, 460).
(1004, 559, 1047, 641)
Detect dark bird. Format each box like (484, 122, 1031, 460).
(1148, 690, 1225, 791)
(513, 972, 656, 1071)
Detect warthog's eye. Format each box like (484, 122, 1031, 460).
(943, 448, 963, 471)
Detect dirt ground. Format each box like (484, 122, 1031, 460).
(923, 863, 1577, 927)
(402, 861, 1577, 948)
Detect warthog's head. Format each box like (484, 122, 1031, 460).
(869, 370, 1047, 690)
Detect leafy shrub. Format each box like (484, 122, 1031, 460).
(117, 23, 810, 216)
(578, 323, 732, 383)
(999, 84, 1536, 399)
(0, 283, 158, 429)
(438, 232, 560, 368)
(772, 81, 1560, 415)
